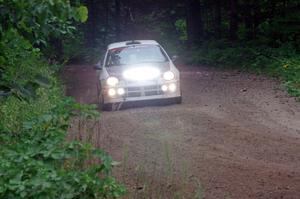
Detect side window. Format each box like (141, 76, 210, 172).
(103, 51, 109, 67)
(98, 55, 104, 67)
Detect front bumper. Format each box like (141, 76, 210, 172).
(102, 80, 181, 104)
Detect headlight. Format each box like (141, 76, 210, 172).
(106, 77, 119, 86)
(161, 85, 168, 92)
(117, 88, 125, 95)
(169, 83, 177, 92)
(163, 71, 175, 81)
(108, 88, 116, 96)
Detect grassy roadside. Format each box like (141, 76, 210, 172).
(0, 31, 125, 198)
(0, 1, 126, 197)
(181, 40, 300, 99)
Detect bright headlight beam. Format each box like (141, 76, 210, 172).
(123, 67, 161, 81)
(117, 88, 125, 95)
(169, 83, 176, 92)
(163, 71, 175, 81)
(108, 88, 116, 96)
(106, 77, 119, 86)
(161, 85, 168, 92)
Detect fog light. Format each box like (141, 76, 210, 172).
(108, 88, 116, 96)
(169, 83, 176, 92)
(117, 88, 125, 95)
(161, 85, 168, 92)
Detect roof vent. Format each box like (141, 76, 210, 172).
(126, 40, 141, 45)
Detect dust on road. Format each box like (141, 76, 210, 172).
(63, 64, 300, 199)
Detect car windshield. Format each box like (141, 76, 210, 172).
(105, 45, 169, 67)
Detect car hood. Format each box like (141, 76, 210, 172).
(105, 62, 171, 79)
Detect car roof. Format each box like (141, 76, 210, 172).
(108, 40, 159, 50)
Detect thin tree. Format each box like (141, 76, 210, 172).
(115, 0, 121, 41)
(186, 0, 204, 44)
(229, 0, 238, 40)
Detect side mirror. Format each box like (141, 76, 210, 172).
(93, 64, 102, 70)
(171, 55, 178, 62)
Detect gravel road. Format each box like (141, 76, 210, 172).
(63, 64, 300, 199)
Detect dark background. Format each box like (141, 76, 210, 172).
(78, 0, 299, 50)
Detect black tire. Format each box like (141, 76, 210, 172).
(96, 83, 114, 111)
(175, 88, 183, 104)
(102, 104, 112, 111)
(175, 96, 182, 104)
(96, 83, 112, 111)
(96, 83, 104, 111)
(174, 88, 182, 104)
(164, 96, 182, 105)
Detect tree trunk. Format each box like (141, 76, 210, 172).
(122, 0, 137, 40)
(253, 3, 261, 39)
(85, 0, 97, 47)
(244, 3, 253, 40)
(115, 0, 121, 41)
(214, 0, 221, 38)
(186, 0, 204, 44)
(103, 0, 109, 45)
(229, 0, 238, 40)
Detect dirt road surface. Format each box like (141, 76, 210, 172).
(63, 65, 300, 199)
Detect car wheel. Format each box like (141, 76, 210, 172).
(102, 103, 112, 111)
(175, 96, 182, 104)
(96, 83, 103, 110)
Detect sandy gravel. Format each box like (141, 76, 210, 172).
(63, 64, 300, 199)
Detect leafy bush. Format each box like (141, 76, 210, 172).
(0, 29, 51, 98)
(0, 95, 125, 198)
(0, 0, 87, 46)
(175, 19, 188, 42)
(184, 40, 300, 98)
(0, 32, 125, 198)
(0, 1, 125, 198)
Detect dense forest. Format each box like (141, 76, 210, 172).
(66, 0, 299, 97)
(78, 0, 299, 47)
(0, 0, 299, 198)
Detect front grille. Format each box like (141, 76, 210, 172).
(127, 87, 140, 92)
(128, 92, 141, 97)
(145, 90, 158, 96)
(126, 85, 163, 98)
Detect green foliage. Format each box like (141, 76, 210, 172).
(258, 11, 300, 47)
(0, 0, 88, 46)
(184, 40, 300, 98)
(0, 96, 125, 198)
(0, 1, 124, 198)
(61, 27, 105, 64)
(175, 19, 187, 42)
(133, 10, 183, 56)
(63, 34, 103, 64)
(76, 5, 89, 23)
(0, 33, 125, 198)
(0, 41, 125, 198)
(0, 29, 51, 98)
